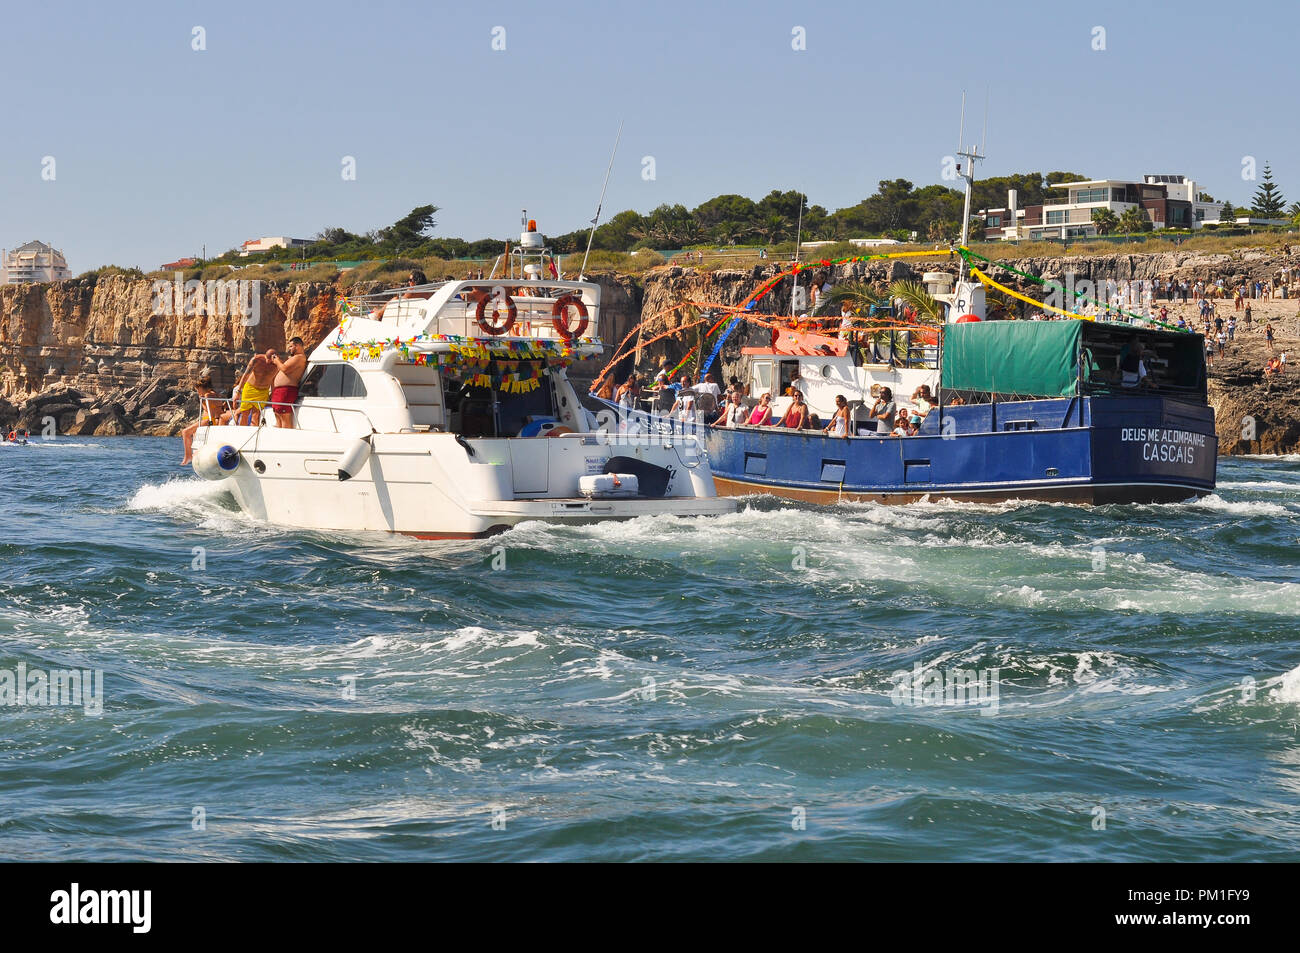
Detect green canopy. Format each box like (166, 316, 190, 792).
(941, 321, 1081, 397)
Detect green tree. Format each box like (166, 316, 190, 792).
(1091, 208, 1120, 235)
(1250, 163, 1286, 217)
(385, 205, 440, 251)
(1118, 206, 1152, 234)
(645, 204, 700, 246)
(591, 210, 646, 250)
(1221, 202, 1236, 223)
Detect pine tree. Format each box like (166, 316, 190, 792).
(1250, 163, 1286, 217)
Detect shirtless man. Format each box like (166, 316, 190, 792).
(220, 352, 277, 426)
(269, 337, 307, 428)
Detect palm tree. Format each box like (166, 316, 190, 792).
(887, 280, 942, 323)
(882, 280, 944, 362)
(819, 280, 884, 315)
(1091, 208, 1120, 235)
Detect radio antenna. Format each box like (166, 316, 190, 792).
(579, 120, 623, 280)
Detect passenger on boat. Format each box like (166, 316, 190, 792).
(269, 337, 307, 429)
(693, 372, 722, 401)
(910, 384, 936, 418)
(669, 377, 698, 425)
(713, 391, 748, 428)
(780, 390, 811, 429)
(838, 303, 855, 340)
(1118, 337, 1148, 389)
(219, 352, 276, 427)
(822, 394, 851, 438)
(868, 387, 896, 434)
(615, 374, 641, 411)
(401, 270, 432, 299)
(652, 359, 673, 389)
(747, 393, 774, 426)
(180, 376, 221, 465)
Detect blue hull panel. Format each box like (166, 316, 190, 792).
(597, 396, 1216, 504)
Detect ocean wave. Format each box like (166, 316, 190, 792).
(1269, 664, 1300, 705)
(1189, 495, 1292, 517)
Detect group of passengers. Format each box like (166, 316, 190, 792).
(179, 337, 308, 465)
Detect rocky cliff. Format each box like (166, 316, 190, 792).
(0, 251, 1296, 454)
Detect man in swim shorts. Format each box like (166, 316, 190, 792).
(219, 352, 276, 426)
(269, 337, 307, 429)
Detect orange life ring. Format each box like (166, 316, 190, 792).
(551, 295, 589, 339)
(474, 289, 517, 335)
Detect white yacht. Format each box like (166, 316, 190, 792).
(191, 221, 734, 538)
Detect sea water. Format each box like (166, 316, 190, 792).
(1, 437, 1298, 861)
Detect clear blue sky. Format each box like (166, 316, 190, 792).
(1, 0, 1295, 271)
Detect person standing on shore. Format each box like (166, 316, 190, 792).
(269, 337, 307, 429)
(1266, 324, 1275, 352)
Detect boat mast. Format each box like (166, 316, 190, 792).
(955, 92, 986, 282)
(791, 192, 804, 314)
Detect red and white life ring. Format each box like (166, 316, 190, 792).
(474, 289, 517, 335)
(551, 294, 589, 339)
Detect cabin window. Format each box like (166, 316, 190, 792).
(315, 364, 368, 398)
(778, 361, 800, 396)
(751, 361, 773, 396)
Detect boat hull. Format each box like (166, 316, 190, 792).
(600, 394, 1217, 506)
(193, 425, 733, 537)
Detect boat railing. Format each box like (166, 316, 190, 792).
(347, 280, 598, 342)
(201, 398, 380, 436)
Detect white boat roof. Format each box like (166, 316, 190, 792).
(312, 278, 603, 366)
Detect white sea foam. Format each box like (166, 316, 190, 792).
(1216, 480, 1300, 491)
(1269, 665, 1300, 705)
(1190, 495, 1292, 517)
(126, 477, 233, 513)
(1240, 453, 1300, 462)
(123, 477, 270, 534)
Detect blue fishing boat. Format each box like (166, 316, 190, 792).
(596, 311, 1216, 504)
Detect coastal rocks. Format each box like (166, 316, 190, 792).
(1207, 347, 1300, 455)
(0, 375, 193, 437)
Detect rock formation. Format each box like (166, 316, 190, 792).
(0, 252, 1296, 453)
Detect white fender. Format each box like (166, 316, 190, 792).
(193, 444, 240, 480)
(337, 435, 372, 481)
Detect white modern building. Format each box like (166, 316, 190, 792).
(981, 174, 1227, 241)
(239, 236, 312, 256)
(1, 240, 72, 283)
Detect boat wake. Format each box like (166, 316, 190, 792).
(124, 477, 252, 533)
